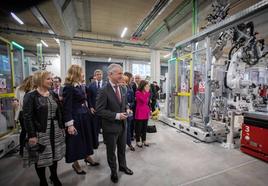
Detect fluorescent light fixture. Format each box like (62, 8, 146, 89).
(120, 27, 128, 38)
(54, 38, 60, 44)
(11, 41, 24, 50)
(41, 40, 48, 47)
(11, 12, 24, 25)
(108, 57, 111, 62)
(48, 29, 54, 34)
(164, 53, 171, 58)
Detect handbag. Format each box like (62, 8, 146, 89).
(147, 125, 157, 133)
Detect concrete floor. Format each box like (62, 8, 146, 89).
(0, 121, 267, 186)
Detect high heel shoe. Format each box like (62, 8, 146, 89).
(72, 164, 86, 175)
(49, 176, 62, 186)
(84, 159, 100, 166)
(137, 142, 143, 148)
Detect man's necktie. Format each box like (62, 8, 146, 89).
(97, 81, 100, 89)
(114, 85, 121, 103)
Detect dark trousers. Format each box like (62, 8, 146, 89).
(151, 99, 157, 112)
(135, 120, 148, 142)
(35, 161, 59, 186)
(103, 125, 127, 174)
(19, 111, 26, 156)
(130, 119, 135, 139)
(126, 117, 132, 146)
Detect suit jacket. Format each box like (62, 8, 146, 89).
(96, 83, 128, 133)
(87, 81, 106, 109)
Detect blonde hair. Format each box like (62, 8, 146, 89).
(65, 64, 83, 85)
(19, 75, 33, 92)
(32, 71, 51, 88)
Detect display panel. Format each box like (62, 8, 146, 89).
(0, 40, 12, 94)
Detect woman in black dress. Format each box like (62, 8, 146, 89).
(63, 64, 99, 174)
(23, 71, 65, 186)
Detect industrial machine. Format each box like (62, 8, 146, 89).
(0, 37, 25, 158)
(241, 112, 268, 162)
(160, 1, 268, 148)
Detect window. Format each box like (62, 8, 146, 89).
(132, 63, 150, 77)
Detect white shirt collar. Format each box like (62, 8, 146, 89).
(109, 80, 117, 87)
(73, 82, 81, 87)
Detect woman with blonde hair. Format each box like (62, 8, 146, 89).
(14, 75, 33, 157)
(63, 64, 99, 175)
(23, 71, 65, 186)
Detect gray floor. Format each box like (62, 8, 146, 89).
(0, 121, 267, 186)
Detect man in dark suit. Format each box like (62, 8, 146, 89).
(87, 69, 105, 134)
(96, 64, 133, 183)
(53, 76, 63, 101)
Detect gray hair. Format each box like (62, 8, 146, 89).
(107, 64, 122, 74)
(94, 69, 103, 75)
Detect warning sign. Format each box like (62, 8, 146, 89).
(198, 81, 205, 94)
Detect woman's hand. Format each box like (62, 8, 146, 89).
(29, 137, 38, 145)
(68, 125, 77, 135)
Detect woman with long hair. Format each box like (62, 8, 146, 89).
(123, 72, 135, 151)
(135, 80, 151, 147)
(23, 71, 65, 186)
(63, 64, 99, 175)
(15, 75, 33, 157)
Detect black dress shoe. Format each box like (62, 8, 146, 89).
(128, 145, 135, 151)
(119, 167, 133, 175)
(111, 173, 118, 183)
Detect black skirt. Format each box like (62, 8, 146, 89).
(65, 112, 97, 163)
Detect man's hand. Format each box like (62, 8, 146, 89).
(90, 107, 96, 114)
(119, 113, 128, 120)
(126, 109, 132, 114)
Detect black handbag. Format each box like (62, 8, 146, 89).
(147, 125, 157, 133)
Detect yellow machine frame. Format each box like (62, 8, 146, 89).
(0, 36, 15, 98)
(175, 53, 193, 122)
(0, 36, 16, 138)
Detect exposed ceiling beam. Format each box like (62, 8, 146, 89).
(0, 27, 172, 51)
(83, 0, 91, 31)
(145, 0, 192, 48)
(37, 0, 79, 37)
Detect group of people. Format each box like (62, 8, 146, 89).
(14, 63, 159, 185)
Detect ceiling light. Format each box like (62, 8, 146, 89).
(108, 57, 111, 62)
(56, 54, 60, 57)
(54, 38, 60, 45)
(48, 29, 54, 34)
(41, 40, 48, 47)
(164, 53, 171, 58)
(11, 41, 24, 50)
(11, 12, 24, 25)
(120, 27, 128, 38)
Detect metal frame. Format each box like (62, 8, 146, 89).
(160, 0, 268, 142)
(172, 0, 268, 50)
(175, 53, 193, 122)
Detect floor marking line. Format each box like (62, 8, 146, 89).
(178, 159, 258, 186)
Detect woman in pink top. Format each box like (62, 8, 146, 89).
(135, 80, 151, 147)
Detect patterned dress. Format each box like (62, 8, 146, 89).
(23, 94, 65, 168)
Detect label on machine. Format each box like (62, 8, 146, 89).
(198, 81, 205, 94)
